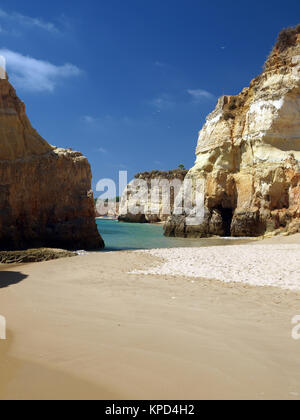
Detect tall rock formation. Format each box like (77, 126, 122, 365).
(165, 26, 300, 238)
(0, 76, 104, 250)
(119, 169, 188, 223)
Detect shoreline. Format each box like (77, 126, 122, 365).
(96, 217, 118, 220)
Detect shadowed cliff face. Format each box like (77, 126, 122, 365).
(165, 29, 300, 238)
(0, 77, 104, 250)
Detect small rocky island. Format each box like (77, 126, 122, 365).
(118, 169, 188, 223)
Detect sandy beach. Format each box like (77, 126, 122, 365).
(0, 235, 300, 400)
(133, 238, 300, 290)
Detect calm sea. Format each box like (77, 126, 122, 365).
(96, 219, 251, 251)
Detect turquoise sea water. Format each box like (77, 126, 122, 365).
(96, 219, 251, 251)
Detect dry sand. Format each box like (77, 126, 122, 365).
(0, 234, 300, 400)
(132, 243, 300, 290)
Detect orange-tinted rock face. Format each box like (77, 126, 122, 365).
(0, 77, 104, 250)
(165, 28, 300, 238)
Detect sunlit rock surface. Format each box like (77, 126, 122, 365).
(0, 77, 104, 250)
(165, 28, 300, 238)
(119, 170, 188, 223)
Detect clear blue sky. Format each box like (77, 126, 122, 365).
(1, 0, 299, 195)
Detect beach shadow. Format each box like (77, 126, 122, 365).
(0, 272, 28, 289)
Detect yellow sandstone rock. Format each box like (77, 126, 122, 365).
(0, 76, 104, 250)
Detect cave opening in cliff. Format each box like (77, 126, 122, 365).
(219, 207, 234, 237)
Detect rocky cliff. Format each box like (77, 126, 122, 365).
(119, 169, 188, 223)
(0, 76, 104, 250)
(96, 200, 120, 218)
(165, 26, 300, 238)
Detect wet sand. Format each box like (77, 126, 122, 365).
(0, 235, 300, 400)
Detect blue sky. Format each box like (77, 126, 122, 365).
(1, 0, 300, 196)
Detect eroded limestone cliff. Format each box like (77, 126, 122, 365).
(0, 77, 104, 250)
(119, 169, 188, 223)
(165, 26, 300, 238)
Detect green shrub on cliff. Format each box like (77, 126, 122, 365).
(135, 169, 188, 180)
(275, 25, 300, 52)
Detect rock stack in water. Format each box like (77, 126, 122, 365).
(0, 76, 104, 250)
(119, 169, 188, 223)
(165, 26, 300, 238)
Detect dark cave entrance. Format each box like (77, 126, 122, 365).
(219, 207, 234, 237)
